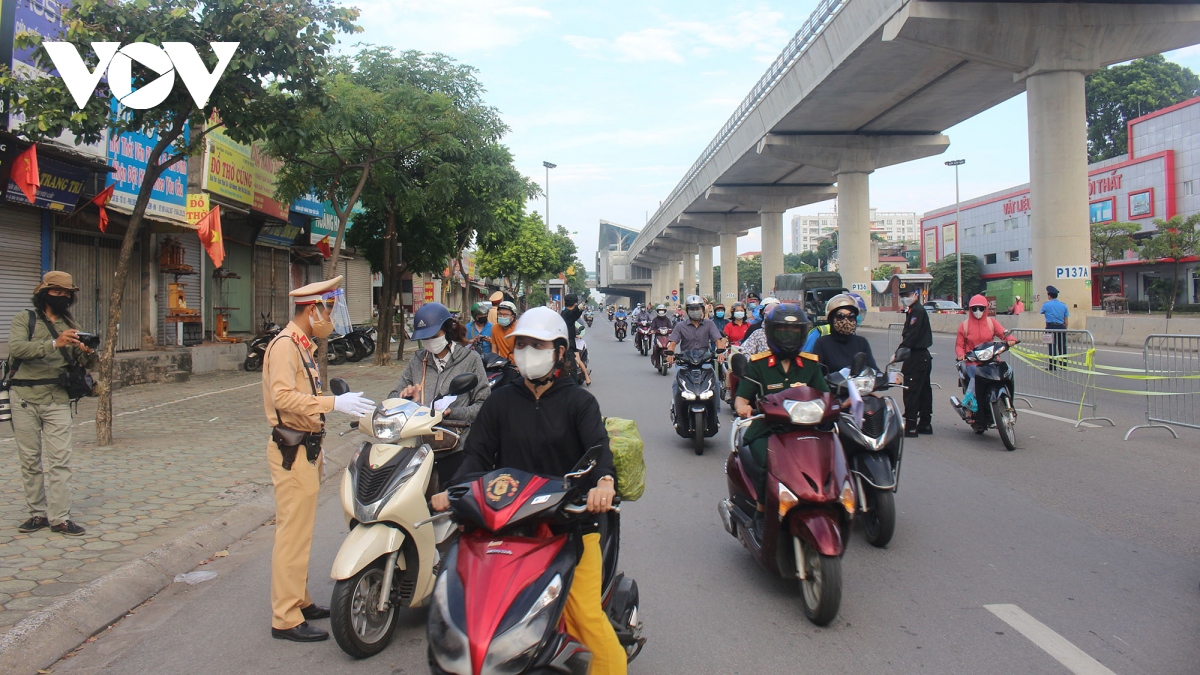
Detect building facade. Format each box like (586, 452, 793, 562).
(921, 96, 1200, 307)
(790, 209, 918, 253)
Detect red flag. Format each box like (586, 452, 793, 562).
(12, 145, 40, 204)
(91, 184, 116, 233)
(195, 205, 225, 269)
(317, 234, 332, 259)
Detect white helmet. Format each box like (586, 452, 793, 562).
(510, 306, 568, 343)
(761, 296, 781, 309)
(497, 300, 518, 314)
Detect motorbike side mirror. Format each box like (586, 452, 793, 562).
(330, 378, 350, 396)
(447, 373, 479, 397)
(892, 347, 911, 363)
(564, 444, 602, 488)
(387, 390, 400, 399)
(852, 352, 868, 376)
(730, 353, 749, 378)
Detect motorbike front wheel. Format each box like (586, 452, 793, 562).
(692, 410, 705, 455)
(862, 488, 896, 548)
(327, 341, 349, 366)
(798, 543, 842, 627)
(993, 394, 1017, 451)
(243, 353, 262, 372)
(330, 558, 399, 658)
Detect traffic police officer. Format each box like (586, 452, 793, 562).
(897, 283, 933, 436)
(263, 276, 375, 642)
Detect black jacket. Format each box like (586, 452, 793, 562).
(561, 306, 583, 353)
(453, 374, 615, 491)
(899, 302, 933, 352)
(813, 332, 879, 375)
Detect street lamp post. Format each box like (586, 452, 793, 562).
(543, 161, 556, 229)
(945, 159, 966, 306)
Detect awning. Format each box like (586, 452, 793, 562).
(871, 280, 890, 293)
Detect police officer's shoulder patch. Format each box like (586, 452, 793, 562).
(290, 331, 312, 350)
(749, 351, 772, 361)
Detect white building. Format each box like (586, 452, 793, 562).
(790, 209, 918, 253)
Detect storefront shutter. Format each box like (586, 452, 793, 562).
(157, 233, 203, 346)
(253, 246, 291, 332)
(56, 231, 143, 352)
(345, 256, 372, 326)
(0, 206, 44, 352)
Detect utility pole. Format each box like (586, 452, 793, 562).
(543, 161, 556, 230)
(945, 159, 966, 306)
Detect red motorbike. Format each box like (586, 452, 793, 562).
(717, 354, 854, 626)
(650, 327, 671, 375)
(426, 449, 644, 675)
(634, 320, 653, 356)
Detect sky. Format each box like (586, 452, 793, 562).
(351, 0, 1200, 265)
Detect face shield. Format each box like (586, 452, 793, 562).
(322, 288, 353, 335)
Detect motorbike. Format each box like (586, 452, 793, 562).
(584, 312, 594, 327)
(718, 354, 853, 626)
(668, 348, 723, 455)
(481, 351, 517, 390)
(614, 316, 628, 342)
(607, 309, 615, 322)
(345, 326, 377, 361)
(243, 313, 281, 371)
(723, 344, 744, 413)
(950, 335, 1020, 451)
(325, 334, 353, 366)
(327, 374, 479, 658)
(825, 350, 908, 548)
(650, 327, 671, 375)
(634, 320, 652, 356)
(426, 446, 644, 674)
(574, 334, 590, 386)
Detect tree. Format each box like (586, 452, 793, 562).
(3, 0, 358, 445)
(929, 254, 984, 301)
(565, 259, 590, 298)
(872, 264, 897, 281)
(475, 212, 568, 310)
(798, 250, 820, 270)
(784, 252, 815, 275)
(1090, 221, 1140, 298)
(1138, 214, 1200, 319)
(817, 232, 838, 271)
(712, 265, 721, 298)
(1086, 55, 1200, 162)
(737, 255, 762, 297)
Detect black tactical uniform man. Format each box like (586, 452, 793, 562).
(897, 283, 933, 436)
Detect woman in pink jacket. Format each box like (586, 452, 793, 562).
(956, 294, 1016, 418)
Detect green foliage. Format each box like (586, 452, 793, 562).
(929, 253, 984, 301)
(712, 265, 720, 297)
(565, 258, 590, 298)
(798, 250, 820, 270)
(817, 233, 837, 271)
(1138, 214, 1200, 319)
(737, 255, 762, 296)
(784, 253, 816, 274)
(526, 285, 549, 309)
(1090, 221, 1140, 295)
(1086, 55, 1200, 162)
(872, 264, 897, 281)
(475, 213, 575, 308)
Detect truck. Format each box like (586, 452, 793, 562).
(773, 272, 848, 324)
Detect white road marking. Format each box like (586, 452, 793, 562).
(985, 604, 1117, 675)
(1019, 409, 1099, 428)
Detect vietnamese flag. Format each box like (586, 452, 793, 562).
(12, 145, 40, 204)
(91, 184, 116, 233)
(316, 234, 332, 259)
(196, 205, 225, 268)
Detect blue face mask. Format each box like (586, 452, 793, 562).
(748, 302, 758, 309)
(715, 311, 725, 319)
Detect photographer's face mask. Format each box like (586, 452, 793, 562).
(45, 291, 74, 314)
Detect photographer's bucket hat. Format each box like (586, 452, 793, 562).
(34, 271, 80, 294)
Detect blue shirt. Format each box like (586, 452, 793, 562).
(467, 320, 493, 353)
(1040, 299, 1069, 325)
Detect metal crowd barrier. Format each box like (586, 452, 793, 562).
(1125, 334, 1200, 440)
(1007, 328, 1114, 427)
(887, 323, 905, 355)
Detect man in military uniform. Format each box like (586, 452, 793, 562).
(897, 283, 933, 437)
(262, 275, 375, 642)
(734, 304, 828, 532)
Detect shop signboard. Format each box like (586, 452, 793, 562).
(923, 229, 937, 269)
(5, 155, 89, 212)
(941, 223, 956, 257)
(291, 193, 323, 218)
(203, 126, 253, 205)
(186, 193, 209, 226)
(258, 222, 302, 248)
(106, 103, 189, 223)
(251, 142, 287, 219)
(424, 281, 435, 302)
(309, 200, 361, 244)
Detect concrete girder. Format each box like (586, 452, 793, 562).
(756, 133, 950, 174)
(704, 184, 837, 213)
(675, 212, 756, 235)
(882, 1, 1200, 80)
(663, 225, 722, 247)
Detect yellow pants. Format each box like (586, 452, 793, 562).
(267, 440, 321, 629)
(563, 533, 627, 675)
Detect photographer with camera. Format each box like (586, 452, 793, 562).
(5, 272, 96, 536)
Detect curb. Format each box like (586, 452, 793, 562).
(0, 437, 363, 675)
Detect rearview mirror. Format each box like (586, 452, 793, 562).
(852, 352, 868, 376)
(448, 373, 479, 396)
(731, 353, 749, 378)
(330, 378, 350, 396)
(892, 347, 911, 363)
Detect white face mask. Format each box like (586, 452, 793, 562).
(971, 308, 985, 318)
(424, 333, 449, 355)
(901, 295, 917, 307)
(514, 346, 556, 380)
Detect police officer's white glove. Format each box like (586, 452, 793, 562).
(334, 391, 376, 417)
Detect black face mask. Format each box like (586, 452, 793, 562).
(45, 294, 73, 314)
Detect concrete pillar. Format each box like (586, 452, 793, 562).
(1028, 70, 1091, 320)
(664, 256, 678, 304)
(698, 244, 714, 299)
(760, 212, 784, 295)
(720, 232, 739, 303)
(681, 249, 696, 298)
(836, 171, 872, 298)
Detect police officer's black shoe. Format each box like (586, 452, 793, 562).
(271, 622, 329, 642)
(904, 424, 919, 438)
(917, 424, 933, 435)
(301, 603, 330, 620)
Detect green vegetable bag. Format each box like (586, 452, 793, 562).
(605, 417, 645, 501)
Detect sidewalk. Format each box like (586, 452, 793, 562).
(0, 357, 405, 640)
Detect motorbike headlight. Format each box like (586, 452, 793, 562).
(778, 483, 799, 519)
(483, 574, 563, 674)
(974, 346, 995, 361)
(680, 389, 697, 401)
(840, 480, 855, 515)
(698, 387, 714, 400)
(782, 398, 826, 425)
(372, 410, 409, 441)
(428, 572, 471, 675)
(851, 375, 875, 396)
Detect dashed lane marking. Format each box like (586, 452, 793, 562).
(985, 604, 1117, 675)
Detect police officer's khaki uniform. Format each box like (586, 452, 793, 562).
(262, 320, 335, 630)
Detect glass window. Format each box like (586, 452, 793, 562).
(964, 227, 976, 238)
(984, 253, 997, 265)
(983, 222, 997, 234)
(1003, 218, 1019, 230)
(1006, 250, 1020, 262)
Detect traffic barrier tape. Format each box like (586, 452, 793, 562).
(1008, 347, 1193, 396)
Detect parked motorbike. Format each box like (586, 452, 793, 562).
(650, 327, 671, 375)
(635, 320, 652, 356)
(950, 335, 1020, 451)
(718, 354, 853, 626)
(345, 326, 377, 361)
(481, 351, 516, 390)
(325, 334, 353, 366)
(826, 350, 908, 548)
(614, 316, 628, 342)
(427, 447, 644, 674)
(327, 374, 479, 658)
(668, 348, 723, 455)
(243, 313, 281, 371)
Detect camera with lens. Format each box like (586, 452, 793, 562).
(75, 332, 101, 350)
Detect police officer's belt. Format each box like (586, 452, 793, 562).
(267, 336, 326, 471)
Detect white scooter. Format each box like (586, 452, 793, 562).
(327, 374, 477, 658)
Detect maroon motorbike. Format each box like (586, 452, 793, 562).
(718, 354, 855, 626)
(650, 327, 671, 375)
